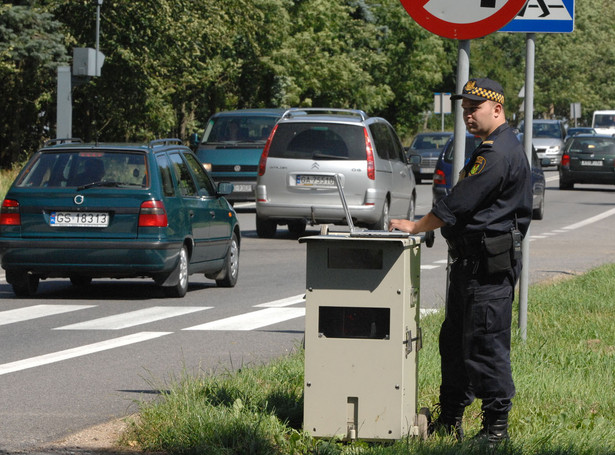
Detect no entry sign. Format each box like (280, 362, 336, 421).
(399, 0, 528, 40)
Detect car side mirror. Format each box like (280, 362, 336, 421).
(217, 181, 234, 196)
(189, 133, 200, 148)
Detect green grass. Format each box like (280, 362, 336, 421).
(0, 164, 22, 200)
(121, 264, 615, 454)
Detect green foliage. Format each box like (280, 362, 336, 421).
(126, 264, 615, 454)
(1, 0, 615, 165)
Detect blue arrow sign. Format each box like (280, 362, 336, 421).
(499, 0, 574, 33)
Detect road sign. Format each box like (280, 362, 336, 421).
(399, 0, 528, 40)
(499, 0, 575, 33)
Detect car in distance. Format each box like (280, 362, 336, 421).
(432, 133, 547, 220)
(194, 109, 285, 203)
(591, 110, 615, 136)
(559, 134, 615, 190)
(564, 127, 596, 142)
(406, 131, 453, 183)
(519, 119, 567, 166)
(0, 138, 240, 297)
(255, 108, 417, 238)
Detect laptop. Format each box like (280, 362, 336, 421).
(333, 174, 411, 239)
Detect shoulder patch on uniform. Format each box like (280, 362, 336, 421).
(482, 141, 494, 146)
(469, 156, 487, 176)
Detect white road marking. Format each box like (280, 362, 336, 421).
(421, 265, 440, 270)
(0, 332, 171, 376)
(54, 306, 212, 330)
(183, 307, 306, 331)
(254, 294, 305, 308)
(563, 208, 615, 231)
(0, 305, 95, 326)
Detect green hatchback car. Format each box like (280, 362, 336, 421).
(0, 138, 240, 297)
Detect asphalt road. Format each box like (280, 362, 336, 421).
(0, 169, 613, 453)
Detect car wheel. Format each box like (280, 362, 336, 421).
(288, 220, 307, 237)
(369, 199, 389, 231)
(559, 178, 574, 190)
(532, 189, 545, 220)
(8, 271, 39, 297)
(256, 215, 277, 238)
(216, 233, 239, 288)
(163, 245, 189, 298)
(407, 194, 416, 221)
(70, 275, 93, 287)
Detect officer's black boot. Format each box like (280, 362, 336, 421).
(428, 405, 464, 441)
(474, 411, 509, 444)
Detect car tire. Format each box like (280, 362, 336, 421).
(532, 189, 545, 220)
(256, 215, 277, 238)
(369, 199, 389, 231)
(70, 275, 93, 287)
(163, 245, 189, 298)
(559, 178, 574, 190)
(8, 271, 39, 297)
(288, 220, 307, 237)
(215, 233, 239, 288)
(407, 194, 416, 221)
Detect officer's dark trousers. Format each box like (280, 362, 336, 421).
(439, 257, 521, 415)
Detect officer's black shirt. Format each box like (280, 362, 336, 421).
(432, 123, 532, 241)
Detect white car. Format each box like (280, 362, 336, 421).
(255, 108, 417, 238)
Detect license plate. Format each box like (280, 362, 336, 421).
(233, 184, 252, 193)
(581, 160, 603, 166)
(50, 211, 109, 227)
(296, 175, 336, 186)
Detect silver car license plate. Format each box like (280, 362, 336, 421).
(50, 211, 109, 227)
(296, 175, 336, 186)
(580, 160, 603, 166)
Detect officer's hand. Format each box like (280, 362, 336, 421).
(389, 218, 417, 234)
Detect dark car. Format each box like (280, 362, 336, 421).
(195, 109, 285, 203)
(559, 134, 615, 190)
(0, 138, 240, 297)
(432, 134, 547, 220)
(406, 131, 453, 183)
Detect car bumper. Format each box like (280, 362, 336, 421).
(256, 203, 380, 225)
(0, 238, 182, 277)
(536, 152, 561, 165)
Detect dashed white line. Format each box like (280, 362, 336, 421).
(0, 304, 95, 326)
(183, 307, 306, 331)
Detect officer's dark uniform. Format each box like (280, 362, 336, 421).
(431, 113, 532, 439)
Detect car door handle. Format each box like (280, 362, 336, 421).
(189, 210, 194, 218)
(210, 210, 216, 218)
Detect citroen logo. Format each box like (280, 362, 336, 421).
(74, 194, 84, 205)
(311, 162, 320, 170)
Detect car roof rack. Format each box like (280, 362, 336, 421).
(148, 138, 183, 148)
(282, 108, 368, 121)
(44, 138, 84, 146)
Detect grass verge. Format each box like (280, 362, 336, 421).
(123, 264, 615, 454)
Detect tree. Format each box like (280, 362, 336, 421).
(0, 4, 68, 167)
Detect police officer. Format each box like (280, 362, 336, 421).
(390, 78, 532, 443)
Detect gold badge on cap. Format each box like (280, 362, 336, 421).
(464, 81, 476, 92)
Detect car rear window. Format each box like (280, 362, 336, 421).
(268, 123, 366, 160)
(443, 136, 483, 163)
(16, 150, 148, 188)
(568, 137, 615, 155)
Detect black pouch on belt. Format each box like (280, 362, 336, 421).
(482, 233, 513, 274)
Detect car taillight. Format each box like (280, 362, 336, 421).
(561, 154, 570, 167)
(258, 124, 279, 176)
(364, 128, 375, 180)
(433, 169, 446, 185)
(0, 199, 20, 225)
(139, 200, 167, 227)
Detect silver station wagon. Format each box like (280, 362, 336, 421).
(255, 108, 417, 238)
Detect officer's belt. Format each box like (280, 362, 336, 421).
(446, 233, 484, 260)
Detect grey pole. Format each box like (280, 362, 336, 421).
(519, 33, 536, 341)
(452, 40, 470, 185)
(56, 66, 72, 138)
(95, 0, 102, 76)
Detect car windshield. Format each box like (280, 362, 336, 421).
(267, 123, 366, 160)
(15, 150, 148, 189)
(593, 114, 615, 128)
(202, 115, 279, 143)
(533, 122, 562, 138)
(410, 134, 451, 150)
(443, 136, 483, 163)
(567, 137, 615, 155)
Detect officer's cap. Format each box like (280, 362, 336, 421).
(451, 78, 505, 105)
